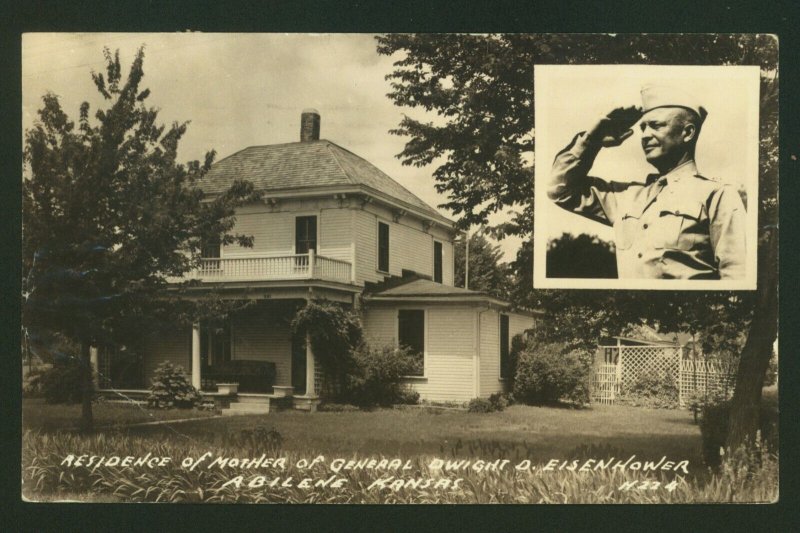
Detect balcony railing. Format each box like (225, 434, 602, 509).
(175, 251, 353, 284)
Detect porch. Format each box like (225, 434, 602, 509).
(94, 299, 331, 412)
(175, 250, 353, 285)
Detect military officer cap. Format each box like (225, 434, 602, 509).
(640, 84, 708, 122)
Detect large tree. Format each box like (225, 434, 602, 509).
(377, 33, 778, 449)
(23, 47, 259, 431)
(454, 232, 511, 297)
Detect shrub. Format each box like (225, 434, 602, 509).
(343, 345, 419, 408)
(318, 402, 362, 412)
(619, 365, 679, 409)
(467, 393, 510, 413)
(513, 341, 592, 407)
(147, 361, 200, 409)
(40, 360, 85, 404)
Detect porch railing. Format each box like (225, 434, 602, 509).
(177, 251, 353, 284)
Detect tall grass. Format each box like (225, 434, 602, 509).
(22, 430, 776, 504)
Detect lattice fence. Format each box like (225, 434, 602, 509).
(678, 359, 737, 406)
(591, 345, 738, 407)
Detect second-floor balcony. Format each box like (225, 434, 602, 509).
(177, 250, 353, 285)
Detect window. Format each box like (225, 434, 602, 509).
(295, 216, 317, 254)
(398, 309, 424, 376)
(201, 236, 221, 258)
(500, 314, 510, 379)
(378, 221, 390, 272)
(433, 241, 443, 283)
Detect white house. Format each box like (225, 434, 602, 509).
(97, 110, 536, 410)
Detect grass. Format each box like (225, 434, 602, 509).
(124, 403, 703, 466)
(21, 392, 778, 503)
(22, 398, 217, 431)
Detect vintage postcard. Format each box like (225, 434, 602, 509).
(21, 33, 778, 504)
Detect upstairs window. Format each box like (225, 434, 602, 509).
(433, 241, 443, 283)
(500, 314, 510, 379)
(295, 216, 317, 254)
(398, 309, 425, 376)
(378, 221, 390, 272)
(201, 235, 221, 258)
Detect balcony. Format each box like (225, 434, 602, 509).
(176, 251, 353, 284)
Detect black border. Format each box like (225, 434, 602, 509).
(4, 0, 799, 530)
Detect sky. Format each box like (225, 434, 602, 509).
(22, 33, 523, 260)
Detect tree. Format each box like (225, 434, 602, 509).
(22, 47, 259, 431)
(378, 34, 778, 449)
(546, 233, 617, 279)
(454, 232, 511, 297)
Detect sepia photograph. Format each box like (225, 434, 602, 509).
(533, 64, 760, 290)
(20, 33, 778, 505)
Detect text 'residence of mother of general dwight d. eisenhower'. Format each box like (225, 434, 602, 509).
(546, 84, 747, 282)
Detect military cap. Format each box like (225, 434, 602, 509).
(640, 84, 708, 122)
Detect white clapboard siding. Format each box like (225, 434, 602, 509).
(416, 307, 476, 401)
(225, 211, 293, 256)
(318, 208, 353, 262)
(141, 327, 191, 384)
(441, 239, 454, 286)
(390, 221, 434, 278)
(354, 211, 381, 285)
(232, 306, 294, 387)
(362, 306, 397, 346)
(479, 309, 501, 398)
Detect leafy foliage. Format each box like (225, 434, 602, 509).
(147, 361, 200, 409)
(290, 300, 363, 394)
(618, 365, 679, 409)
(40, 361, 85, 404)
(546, 233, 617, 279)
(467, 392, 511, 413)
(513, 340, 592, 407)
(343, 345, 421, 408)
(454, 232, 511, 296)
(22, 46, 260, 428)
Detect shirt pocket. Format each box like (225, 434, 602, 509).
(614, 212, 640, 251)
(655, 199, 705, 251)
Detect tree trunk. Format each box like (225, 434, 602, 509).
(726, 229, 778, 449)
(79, 341, 94, 433)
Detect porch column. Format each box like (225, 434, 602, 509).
(89, 346, 99, 389)
(192, 323, 201, 390)
(305, 332, 316, 397)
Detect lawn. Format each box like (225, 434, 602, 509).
(123, 402, 703, 467)
(22, 398, 779, 503)
(22, 398, 217, 431)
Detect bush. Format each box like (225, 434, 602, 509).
(467, 393, 510, 413)
(40, 360, 85, 404)
(147, 361, 200, 409)
(318, 402, 362, 412)
(343, 345, 419, 408)
(619, 365, 679, 409)
(513, 341, 592, 407)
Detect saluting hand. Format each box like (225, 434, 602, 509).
(586, 106, 644, 147)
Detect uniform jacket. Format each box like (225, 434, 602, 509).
(548, 133, 747, 280)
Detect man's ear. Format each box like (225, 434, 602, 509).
(682, 123, 698, 143)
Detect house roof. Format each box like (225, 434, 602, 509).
(200, 140, 452, 225)
(364, 277, 542, 316)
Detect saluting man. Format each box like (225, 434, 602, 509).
(547, 85, 746, 280)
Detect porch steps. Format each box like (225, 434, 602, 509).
(220, 393, 272, 416)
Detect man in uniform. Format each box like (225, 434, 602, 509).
(547, 85, 746, 280)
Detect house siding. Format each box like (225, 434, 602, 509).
(353, 204, 455, 287)
(479, 309, 501, 398)
(231, 305, 295, 387)
(362, 304, 476, 402)
(141, 327, 191, 383)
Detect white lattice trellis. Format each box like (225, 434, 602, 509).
(678, 359, 737, 407)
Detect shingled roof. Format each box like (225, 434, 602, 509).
(199, 139, 448, 222)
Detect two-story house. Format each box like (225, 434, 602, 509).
(96, 110, 536, 410)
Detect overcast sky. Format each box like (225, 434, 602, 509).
(22, 32, 523, 260)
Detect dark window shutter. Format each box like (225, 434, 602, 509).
(433, 241, 443, 283)
(500, 314, 510, 379)
(378, 222, 390, 272)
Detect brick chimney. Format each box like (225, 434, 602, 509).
(300, 108, 320, 142)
